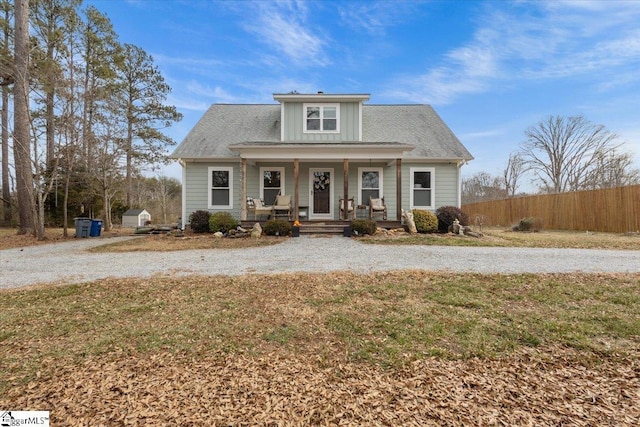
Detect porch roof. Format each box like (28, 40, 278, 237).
(227, 141, 415, 160)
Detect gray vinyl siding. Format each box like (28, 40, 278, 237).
(401, 163, 460, 210)
(184, 162, 241, 223)
(282, 102, 360, 141)
(184, 161, 460, 224)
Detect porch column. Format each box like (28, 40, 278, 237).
(396, 158, 402, 221)
(343, 159, 349, 220)
(241, 158, 247, 220)
(294, 159, 299, 221)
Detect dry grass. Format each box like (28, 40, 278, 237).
(89, 232, 286, 252)
(0, 227, 135, 250)
(1, 271, 639, 424)
(364, 227, 640, 250)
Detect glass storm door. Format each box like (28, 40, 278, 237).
(309, 169, 333, 219)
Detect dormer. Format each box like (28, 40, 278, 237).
(273, 92, 370, 142)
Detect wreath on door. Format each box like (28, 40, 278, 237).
(313, 173, 330, 190)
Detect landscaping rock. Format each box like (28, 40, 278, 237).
(251, 223, 262, 239)
(402, 209, 417, 234)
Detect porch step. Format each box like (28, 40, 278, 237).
(299, 223, 347, 235)
(240, 220, 402, 235)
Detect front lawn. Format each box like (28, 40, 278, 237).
(1, 271, 638, 424)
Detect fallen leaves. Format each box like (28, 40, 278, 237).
(2, 346, 639, 425)
(2, 272, 639, 425)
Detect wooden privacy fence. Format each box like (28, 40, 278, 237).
(462, 185, 640, 233)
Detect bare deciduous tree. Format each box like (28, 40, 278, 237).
(503, 152, 524, 197)
(521, 115, 622, 193)
(462, 172, 506, 204)
(582, 149, 640, 190)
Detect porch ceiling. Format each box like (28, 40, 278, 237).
(228, 141, 415, 160)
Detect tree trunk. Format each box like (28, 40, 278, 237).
(1, 79, 10, 226)
(103, 185, 112, 232)
(62, 173, 70, 237)
(2, 6, 11, 226)
(13, 0, 35, 235)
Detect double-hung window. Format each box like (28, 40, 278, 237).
(358, 168, 383, 205)
(260, 167, 284, 205)
(410, 167, 435, 209)
(208, 166, 233, 209)
(304, 104, 339, 133)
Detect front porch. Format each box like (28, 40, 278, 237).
(232, 142, 416, 224)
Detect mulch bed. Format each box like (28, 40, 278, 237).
(4, 346, 638, 426)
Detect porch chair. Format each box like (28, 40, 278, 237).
(273, 194, 292, 220)
(369, 196, 387, 220)
(247, 197, 273, 220)
(339, 197, 356, 220)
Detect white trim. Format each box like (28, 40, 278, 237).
(181, 160, 187, 230)
(358, 100, 364, 141)
(274, 93, 370, 103)
(208, 166, 233, 209)
(409, 167, 435, 209)
(259, 166, 285, 202)
(303, 103, 340, 134)
(280, 102, 285, 141)
(228, 144, 414, 160)
(457, 162, 462, 207)
(309, 168, 334, 220)
(357, 167, 383, 206)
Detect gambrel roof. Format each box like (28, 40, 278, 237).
(171, 103, 473, 161)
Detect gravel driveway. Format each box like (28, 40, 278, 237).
(1, 236, 639, 289)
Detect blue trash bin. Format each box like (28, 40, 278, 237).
(90, 219, 103, 237)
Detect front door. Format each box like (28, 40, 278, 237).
(309, 168, 334, 220)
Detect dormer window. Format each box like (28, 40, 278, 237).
(304, 104, 339, 133)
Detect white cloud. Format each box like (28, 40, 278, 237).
(458, 128, 507, 140)
(241, 1, 330, 67)
(337, 1, 422, 35)
(185, 82, 240, 103)
(389, 1, 640, 105)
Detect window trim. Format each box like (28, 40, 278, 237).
(357, 167, 383, 206)
(303, 103, 340, 133)
(259, 167, 285, 204)
(409, 167, 435, 209)
(208, 166, 233, 209)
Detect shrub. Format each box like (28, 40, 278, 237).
(209, 212, 239, 234)
(189, 210, 211, 233)
(435, 205, 469, 233)
(262, 219, 292, 236)
(351, 219, 377, 236)
(412, 209, 438, 233)
(513, 217, 543, 232)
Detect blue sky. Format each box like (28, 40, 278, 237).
(86, 0, 640, 188)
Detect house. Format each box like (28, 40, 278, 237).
(170, 92, 473, 227)
(122, 208, 151, 227)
